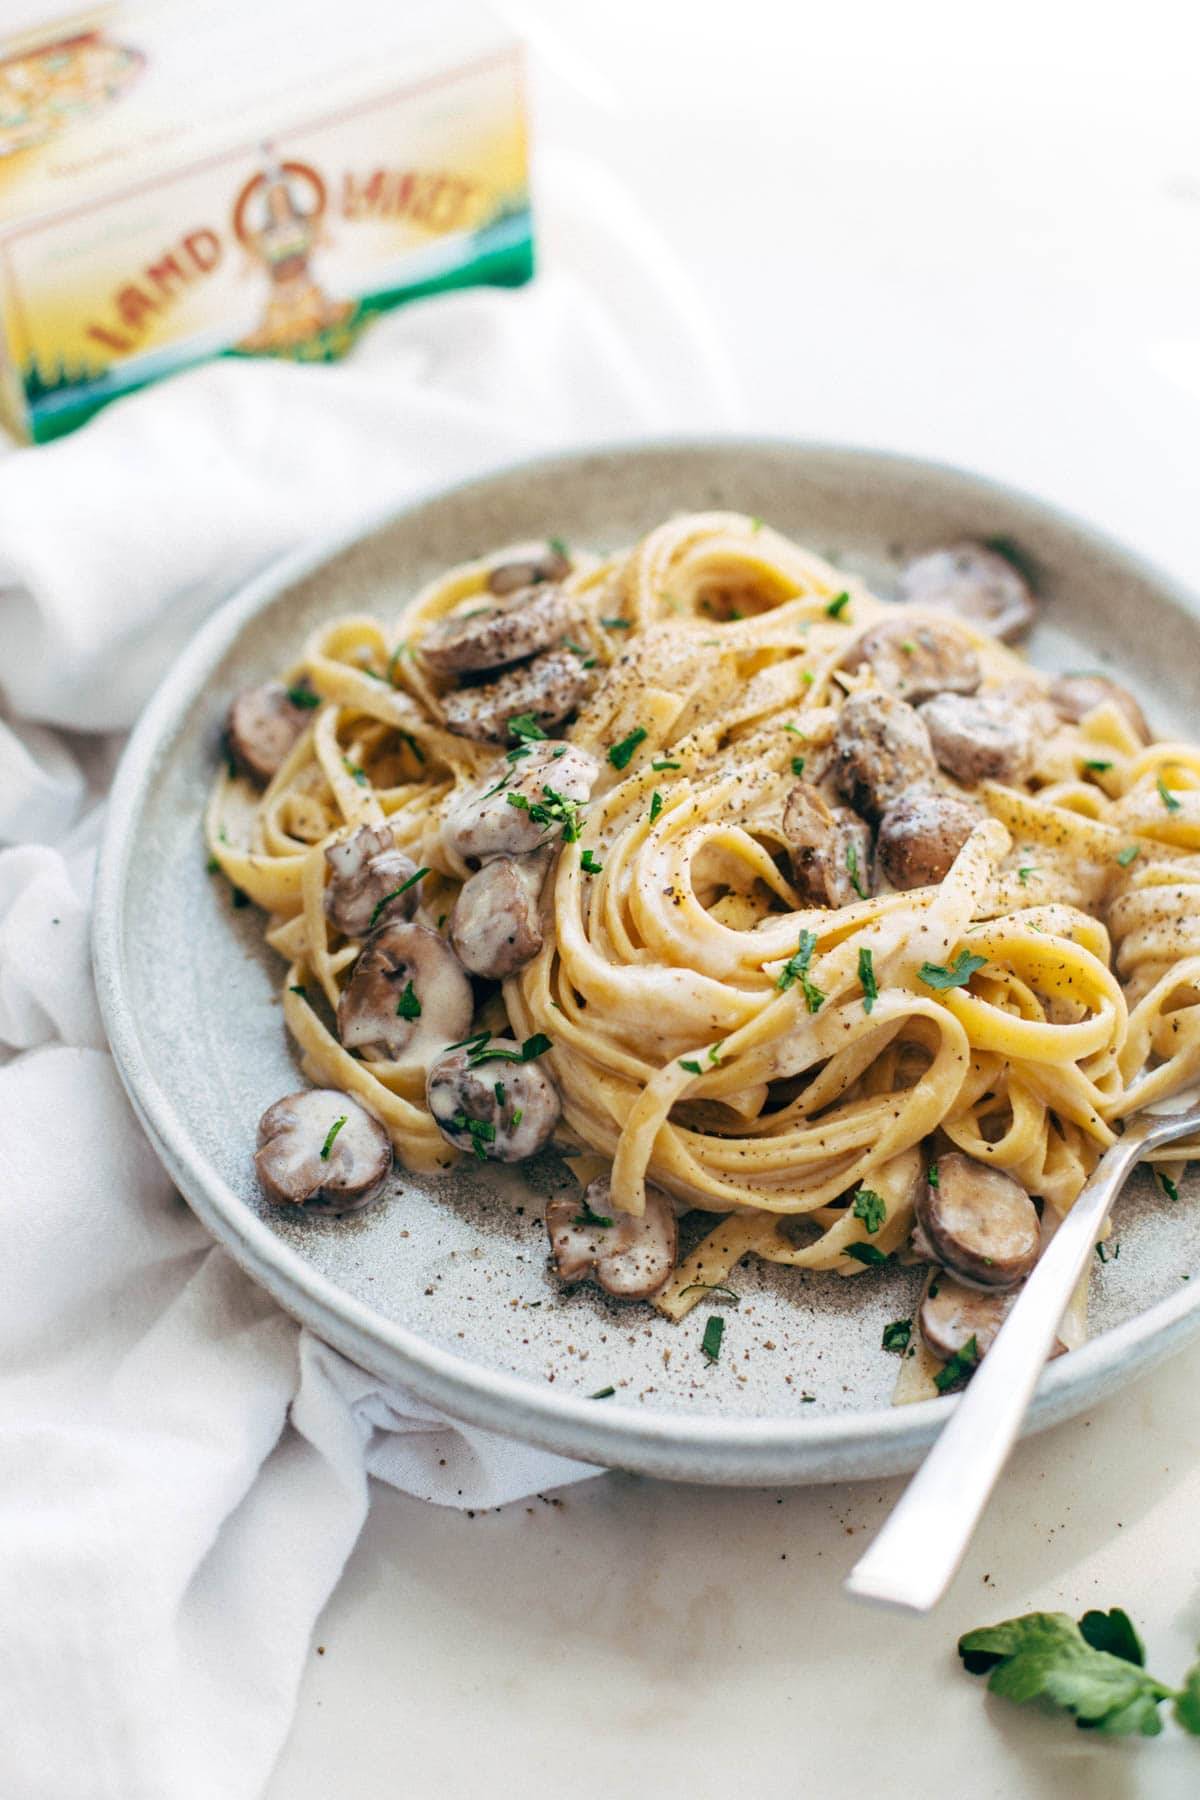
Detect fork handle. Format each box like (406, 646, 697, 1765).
(844, 1117, 1172, 1613)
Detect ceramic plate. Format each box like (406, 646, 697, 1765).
(94, 441, 1200, 1484)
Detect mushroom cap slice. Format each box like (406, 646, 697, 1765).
(918, 1270, 1018, 1362)
(419, 584, 573, 677)
(876, 789, 985, 889)
(781, 781, 873, 907)
(324, 823, 420, 939)
(440, 649, 590, 744)
(1048, 672, 1150, 744)
(337, 921, 473, 1066)
(898, 543, 1037, 644)
(449, 852, 547, 978)
(226, 681, 314, 784)
(832, 690, 938, 822)
(487, 548, 572, 596)
(915, 1152, 1040, 1290)
(918, 691, 1035, 786)
(545, 1177, 678, 1299)
(426, 1041, 561, 1162)
(441, 742, 600, 865)
(839, 617, 982, 706)
(255, 1089, 391, 1214)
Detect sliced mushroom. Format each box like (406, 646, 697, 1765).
(337, 921, 473, 1064)
(545, 1176, 678, 1299)
(440, 649, 590, 744)
(898, 543, 1038, 644)
(1049, 672, 1150, 744)
(226, 681, 315, 784)
(918, 691, 1035, 786)
(324, 824, 421, 939)
(782, 781, 873, 907)
(839, 617, 981, 706)
(832, 690, 938, 822)
(426, 1041, 561, 1162)
(419, 585, 572, 677)
(914, 1152, 1040, 1289)
(442, 741, 600, 864)
(487, 547, 572, 597)
(876, 789, 984, 888)
(918, 1270, 1018, 1362)
(255, 1089, 391, 1214)
(449, 851, 549, 978)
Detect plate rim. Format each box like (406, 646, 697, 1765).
(93, 434, 1200, 1483)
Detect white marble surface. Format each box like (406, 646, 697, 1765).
(268, 3, 1200, 1791)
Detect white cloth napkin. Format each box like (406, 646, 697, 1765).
(0, 158, 740, 1800)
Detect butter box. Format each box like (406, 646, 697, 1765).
(0, 0, 534, 440)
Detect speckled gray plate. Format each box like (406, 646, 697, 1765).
(94, 440, 1200, 1484)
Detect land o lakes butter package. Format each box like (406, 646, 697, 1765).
(0, 1, 534, 440)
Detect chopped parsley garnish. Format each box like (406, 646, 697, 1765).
(791, 756, 806, 776)
(843, 1242, 891, 1267)
(573, 1198, 613, 1229)
(899, 639, 917, 654)
(580, 848, 603, 874)
(493, 1082, 507, 1107)
(506, 785, 583, 842)
(782, 723, 806, 739)
(958, 1605, 1200, 1738)
(547, 536, 569, 559)
(750, 516, 763, 532)
(508, 713, 547, 743)
(1159, 1171, 1180, 1202)
(801, 670, 815, 686)
(1084, 759, 1113, 773)
(589, 1386, 615, 1400)
(444, 1030, 493, 1055)
(319, 1115, 348, 1160)
(825, 590, 852, 618)
(399, 730, 425, 764)
(464, 1117, 496, 1161)
(1095, 1242, 1110, 1264)
(934, 1334, 980, 1392)
(777, 929, 825, 1013)
(1017, 865, 1037, 885)
(679, 1058, 703, 1075)
(288, 984, 308, 999)
(608, 726, 647, 770)
(511, 1108, 523, 1128)
(466, 1032, 553, 1068)
(651, 758, 681, 772)
(368, 866, 428, 927)
(1157, 774, 1182, 813)
(395, 981, 421, 1021)
(649, 791, 663, 823)
(601, 617, 631, 629)
(919, 950, 987, 991)
(1116, 845, 1140, 867)
(286, 683, 320, 709)
(387, 642, 408, 682)
(700, 1315, 725, 1362)
(480, 774, 512, 801)
(928, 1162, 939, 1188)
(882, 1318, 912, 1354)
(505, 743, 532, 764)
(342, 757, 368, 786)
(206, 855, 220, 874)
(679, 1283, 740, 1303)
(846, 839, 867, 899)
(858, 947, 878, 1013)
(853, 1188, 887, 1234)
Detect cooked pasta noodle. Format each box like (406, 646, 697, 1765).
(208, 513, 1200, 1393)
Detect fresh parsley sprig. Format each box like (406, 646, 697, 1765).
(919, 950, 987, 991)
(777, 930, 825, 1013)
(959, 1606, 1200, 1739)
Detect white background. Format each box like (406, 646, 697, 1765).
(268, 4, 1200, 1795)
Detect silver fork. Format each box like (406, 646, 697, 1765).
(845, 1097, 1200, 1613)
